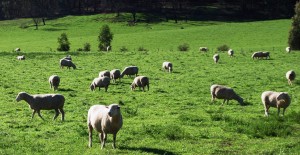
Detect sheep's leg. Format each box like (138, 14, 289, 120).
(264, 105, 270, 116)
(59, 108, 65, 121)
(226, 100, 229, 105)
(101, 133, 107, 149)
(142, 86, 145, 91)
(31, 110, 36, 119)
(112, 133, 117, 149)
(222, 99, 226, 106)
(277, 108, 281, 116)
(36, 110, 44, 120)
(282, 108, 286, 116)
(53, 109, 60, 120)
(105, 86, 108, 92)
(88, 124, 93, 147)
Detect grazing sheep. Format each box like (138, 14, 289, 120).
(199, 47, 208, 52)
(120, 66, 138, 78)
(213, 54, 219, 63)
(87, 104, 123, 149)
(63, 55, 72, 61)
(162, 62, 173, 73)
(49, 75, 60, 91)
(228, 49, 234, 57)
(17, 55, 25, 60)
(261, 91, 291, 116)
(261, 52, 270, 59)
(90, 76, 110, 92)
(16, 92, 65, 121)
(251, 51, 270, 59)
(252, 52, 262, 59)
(60, 58, 76, 69)
(286, 47, 291, 53)
(99, 70, 111, 78)
(286, 70, 296, 85)
(15, 48, 21, 52)
(210, 84, 244, 105)
(110, 69, 121, 83)
(131, 76, 149, 91)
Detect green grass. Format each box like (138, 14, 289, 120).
(0, 14, 300, 154)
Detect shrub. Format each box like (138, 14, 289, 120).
(178, 43, 189, 51)
(120, 46, 128, 52)
(98, 24, 113, 51)
(83, 43, 91, 51)
(288, 2, 300, 50)
(137, 46, 148, 52)
(217, 44, 229, 51)
(57, 33, 70, 51)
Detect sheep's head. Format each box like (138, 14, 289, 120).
(108, 104, 121, 117)
(90, 84, 95, 91)
(276, 93, 291, 107)
(237, 97, 244, 106)
(72, 64, 77, 69)
(16, 92, 26, 102)
(130, 83, 136, 90)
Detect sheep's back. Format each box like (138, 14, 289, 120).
(32, 94, 65, 110)
(261, 91, 279, 107)
(88, 105, 107, 132)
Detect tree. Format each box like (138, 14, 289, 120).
(57, 33, 70, 51)
(98, 24, 113, 51)
(288, 2, 300, 50)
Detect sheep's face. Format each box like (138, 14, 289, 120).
(108, 104, 121, 117)
(90, 84, 95, 91)
(16, 92, 25, 102)
(130, 84, 135, 90)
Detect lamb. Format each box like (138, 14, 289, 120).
(261, 91, 291, 116)
(99, 70, 111, 78)
(286, 47, 291, 53)
(60, 58, 76, 69)
(87, 104, 123, 149)
(110, 69, 121, 83)
(199, 47, 208, 52)
(120, 66, 138, 78)
(210, 84, 244, 105)
(15, 92, 65, 121)
(131, 76, 149, 91)
(286, 70, 296, 85)
(228, 49, 234, 57)
(162, 62, 173, 73)
(49, 75, 60, 91)
(17, 55, 25, 60)
(90, 76, 110, 92)
(213, 54, 219, 63)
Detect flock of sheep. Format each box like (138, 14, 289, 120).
(14, 46, 296, 150)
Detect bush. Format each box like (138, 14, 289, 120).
(98, 24, 113, 51)
(120, 46, 128, 52)
(288, 2, 300, 50)
(83, 43, 91, 51)
(57, 33, 70, 51)
(217, 44, 229, 51)
(137, 46, 148, 52)
(178, 43, 189, 51)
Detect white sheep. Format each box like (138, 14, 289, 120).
(210, 84, 244, 105)
(60, 58, 76, 69)
(16, 92, 65, 121)
(87, 104, 123, 149)
(213, 54, 219, 63)
(199, 47, 208, 52)
(110, 69, 121, 83)
(49, 75, 60, 91)
(15, 48, 21, 52)
(162, 62, 173, 73)
(131, 76, 149, 91)
(99, 70, 110, 78)
(286, 47, 291, 53)
(228, 49, 234, 57)
(90, 76, 110, 92)
(17, 55, 25, 60)
(120, 66, 138, 78)
(286, 70, 296, 85)
(261, 91, 291, 116)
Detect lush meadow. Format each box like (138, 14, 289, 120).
(0, 14, 300, 154)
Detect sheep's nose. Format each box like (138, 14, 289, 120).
(108, 112, 112, 116)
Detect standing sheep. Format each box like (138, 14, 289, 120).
(252, 52, 262, 59)
(286, 47, 291, 53)
(210, 84, 244, 105)
(120, 66, 139, 78)
(60, 58, 76, 69)
(99, 70, 111, 78)
(16, 92, 65, 121)
(162, 62, 173, 73)
(261, 91, 291, 116)
(110, 69, 121, 83)
(49, 75, 60, 91)
(286, 70, 296, 85)
(15, 48, 21, 52)
(199, 47, 208, 52)
(213, 54, 219, 63)
(17, 55, 25, 60)
(228, 49, 234, 57)
(87, 104, 123, 149)
(131, 76, 149, 91)
(90, 76, 110, 92)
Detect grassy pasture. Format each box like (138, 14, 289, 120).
(0, 14, 300, 154)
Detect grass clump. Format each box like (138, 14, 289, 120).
(217, 44, 230, 51)
(178, 43, 189, 51)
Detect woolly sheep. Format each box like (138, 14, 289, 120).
(63, 55, 72, 61)
(199, 47, 208, 52)
(261, 52, 270, 59)
(15, 48, 21, 52)
(210, 84, 244, 105)
(16, 92, 65, 121)
(251, 52, 262, 59)
(162, 62, 173, 73)
(110, 69, 121, 83)
(286, 47, 291, 53)
(131, 76, 149, 91)
(90, 76, 110, 92)
(17, 55, 25, 60)
(213, 54, 219, 63)
(60, 58, 76, 69)
(120, 66, 138, 78)
(49, 75, 60, 91)
(99, 70, 111, 78)
(286, 70, 296, 85)
(228, 49, 234, 57)
(261, 91, 291, 116)
(251, 51, 270, 59)
(87, 104, 123, 149)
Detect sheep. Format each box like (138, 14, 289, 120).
(251, 51, 270, 59)
(110, 69, 121, 83)
(286, 47, 291, 53)
(15, 48, 21, 52)
(99, 70, 111, 78)
(162, 62, 173, 73)
(90, 76, 110, 92)
(210, 84, 244, 105)
(87, 104, 123, 149)
(261, 52, 270, 59)
(261, 91, 291, 116)
(60, 58, 76, 69)
(228, 49, 234, 57)
(49, 75, 60, 91)
(199, 47, 208, 52)
(106, 46, 111, 52)
(63, 55, 72, 61)
(213, 54, 219, 63)
(15, 92, 65, 121)
(120, 66, 138, 78)
(131, 76, 149, 91)
(17, 55, 25, 60)
(286, 70, 296, 85)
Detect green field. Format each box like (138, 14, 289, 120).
(1, 14, 300, 154)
